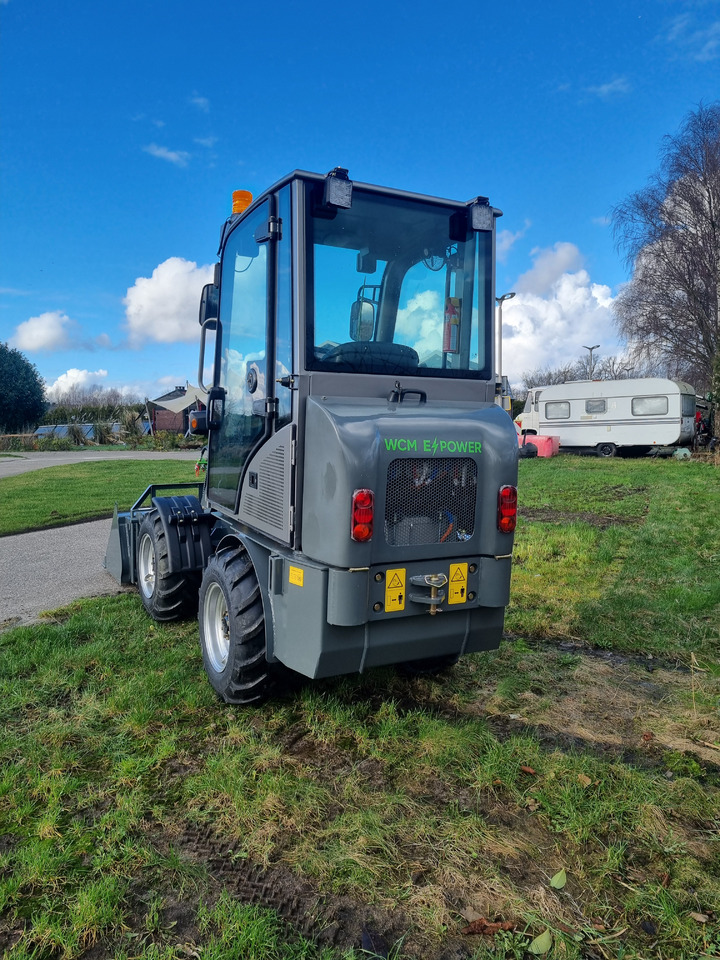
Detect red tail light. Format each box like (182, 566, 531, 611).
(498, 485, 517, 533)
(351, 488, 374, 542)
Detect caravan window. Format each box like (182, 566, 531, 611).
(585, 399, 606, 414)
(682, 393, 695, 417)
(632, 396, 668, 416)
(545, 401, 570, 419)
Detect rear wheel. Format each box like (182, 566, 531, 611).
(199, 544, 275, 704)
(596, 442, 616, 458)
(136, 511, 200, 621)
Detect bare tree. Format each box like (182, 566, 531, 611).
(612, 102, 720, 395)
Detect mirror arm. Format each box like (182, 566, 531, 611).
(198, 318, 218, 393)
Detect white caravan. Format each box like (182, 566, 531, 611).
(515, 378, 696, 457)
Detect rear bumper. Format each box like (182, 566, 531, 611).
(266, 552, 510, 678)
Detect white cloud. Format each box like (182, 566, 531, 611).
(501, 243, 617, 386)
(515, 242, 583, 296)
(194, 136, 218, 148)
(123, 257, 214, 347)
(190, 93, 210, 113)
(586, 77, 631, 98)
(143, 143, 190, 166)
(10, 311, 73, 352)
(665, 14, 720, 61)
(46, 368, 108, 399)
(496, 219, 531, 263)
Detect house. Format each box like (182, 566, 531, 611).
(149, 384, 206, 434)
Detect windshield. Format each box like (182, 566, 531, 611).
(305, 187, 493, 379)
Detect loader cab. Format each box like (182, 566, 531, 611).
(198, 168, 501, 536)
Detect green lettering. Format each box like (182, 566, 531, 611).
(424, 439, 431, 452)
(384, 438, 398, 451)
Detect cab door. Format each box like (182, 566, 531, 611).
(207, 200, 271, 509)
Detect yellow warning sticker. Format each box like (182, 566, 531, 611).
(288, 566, 304, 587)
(385, 568, 406, 612)
(448, 563, 468, 604)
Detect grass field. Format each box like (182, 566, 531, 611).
(1, 455, 719, 959)
(0, 459, 201, 536)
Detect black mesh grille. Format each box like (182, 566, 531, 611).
(384, 457, 477, 546)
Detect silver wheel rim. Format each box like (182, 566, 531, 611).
(138, 533, 156, 599)
(204, 581, 230, 673)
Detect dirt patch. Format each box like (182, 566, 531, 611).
(518, 506, 643, 529)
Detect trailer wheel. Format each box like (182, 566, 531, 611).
(136, 511, 200, 621)
(198, 545, 273, 705)
(596, 442, 617, 458)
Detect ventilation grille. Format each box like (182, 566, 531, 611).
(384, 457, 477, 546)
(243, 446, 286, 531)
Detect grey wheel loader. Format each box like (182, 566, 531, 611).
(105, 168, 519, 704)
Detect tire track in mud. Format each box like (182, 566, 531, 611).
(159, 822, 470, 960)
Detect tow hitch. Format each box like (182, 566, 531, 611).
(409, 573, 448, 615)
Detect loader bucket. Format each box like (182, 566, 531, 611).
(104, 505, 136, 585)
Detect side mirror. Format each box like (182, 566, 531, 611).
(199, 283, 219, 326)
(350, 299, 375, 342)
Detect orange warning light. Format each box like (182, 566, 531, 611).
(232, 190, 253, 215)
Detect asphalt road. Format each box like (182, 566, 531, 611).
(0, 450, 198, 630)
(0, 448, 197, 478)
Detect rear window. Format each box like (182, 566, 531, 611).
(682, 393, 695, 417)
(545, 401, 570, 419)
(632, 396, 668, 416)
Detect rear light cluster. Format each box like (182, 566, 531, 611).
(351, 488, 374, 542)
(497, 485, 518, 533)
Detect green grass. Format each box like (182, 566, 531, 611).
(0, 459, 202, 535)
(510, 455, 720, 658)
(1, 455, 720, 958)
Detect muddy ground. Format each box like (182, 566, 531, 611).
(2, 640, 713, 960)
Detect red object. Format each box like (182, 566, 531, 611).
(518, 434, 559, 457)
(351, 489, 374, 542)
(498, 485, 517, 533)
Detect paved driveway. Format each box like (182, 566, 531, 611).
(0, 449, 197, 478)
(0, 450, 198, 629)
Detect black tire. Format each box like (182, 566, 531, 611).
(136, 511, 200, 621)
(398, 653, 460, 676)
(198, 545, 274, 705)
(596, 442, 616, 458)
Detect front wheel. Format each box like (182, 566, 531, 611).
(596, 442, 616, 458)
(198, 545, 275, 704)
(136, 511, 200, 621)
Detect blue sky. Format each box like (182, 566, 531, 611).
(1, 0, 718, 397)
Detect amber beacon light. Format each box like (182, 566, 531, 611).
(232, 190, 253, 214)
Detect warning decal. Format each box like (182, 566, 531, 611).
(448, 563, 468, 604)
(288, 566, 304, 587)
(385, 568, 406, 612)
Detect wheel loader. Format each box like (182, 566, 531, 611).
(105, 167, 519, 704)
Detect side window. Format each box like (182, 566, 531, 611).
(586, 399, 606, 414)
(545, 401, 570, 419)
(207, 201, 269, 509)
(276, 186, 292, 427)
(632, 396, 668, 416)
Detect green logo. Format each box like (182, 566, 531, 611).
(384, 438, 482, 455)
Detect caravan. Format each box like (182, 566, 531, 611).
(515, 378, 696, 457)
